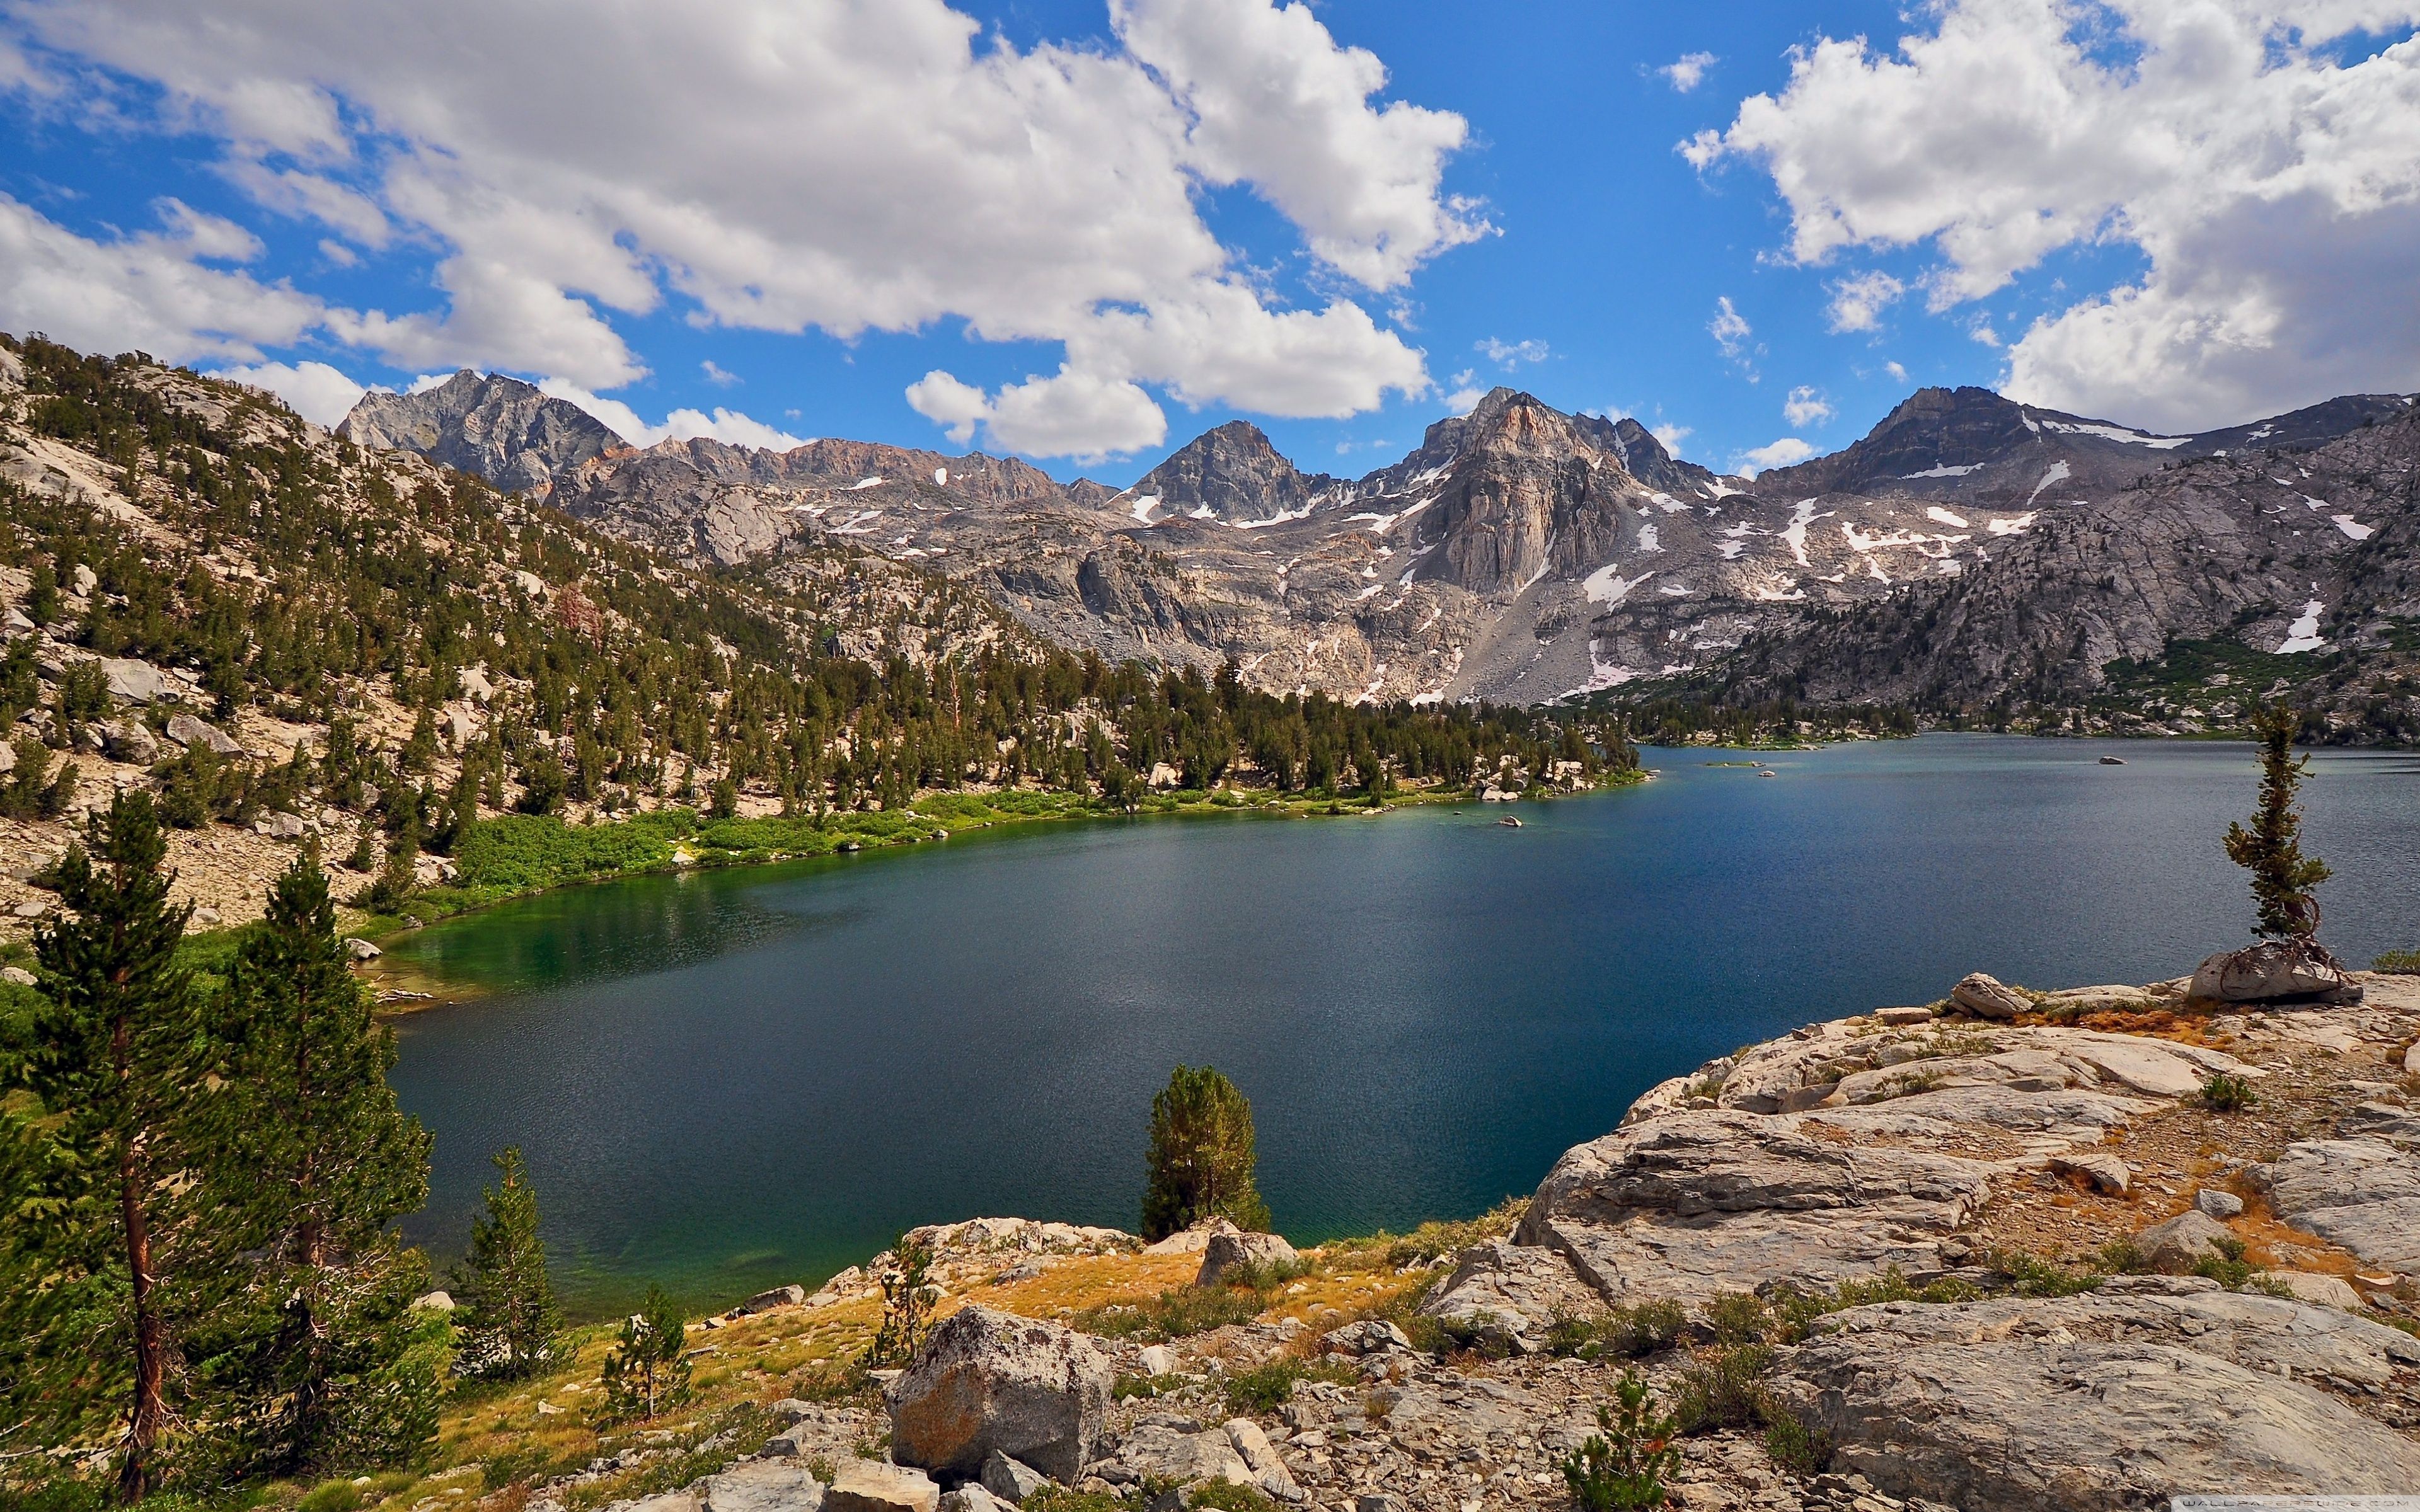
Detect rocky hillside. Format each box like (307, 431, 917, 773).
(1686, 400, 2420, 743)
(1, 335, 1615, 944)
(224, 966, 2420, 1512)
(340, 372, 2416, 721)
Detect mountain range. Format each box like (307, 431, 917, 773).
(338, 372, 2418, 735)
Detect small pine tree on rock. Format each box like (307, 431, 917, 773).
(600, 1284, 693, 1422)
(2224, 705, 2331, 939)
(1140, 1065, 1270, 1241)
(452, 1147, 561, 1379)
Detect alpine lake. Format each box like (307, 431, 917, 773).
(377, 735, 2420, 1317)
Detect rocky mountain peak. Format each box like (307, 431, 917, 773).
(1128, 419, 1339, 525)
(340, 372, 624, 497)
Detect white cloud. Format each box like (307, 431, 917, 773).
(1690, 0, 2420, 429)
(9, 0, 1479, 457)
(1824, 270, 1904, 333)
(1782, 386, 1833, 426)
(0, 193, 329, 364)
(207, 358, 370, 425)
(1969, 321, 2002, 347)
(1661, 52, 1718, 92)
(1652, 421, 1691, 456)
(1477, 336, 1548, 369)
(1708, 295, 1751, 358)
(1884, 359, 1908, 382)
(906, 366, 1165, 463)
(1736, 436, 1815, 475)
(538, 377, 807, 450)
(700, 358, 739, 387)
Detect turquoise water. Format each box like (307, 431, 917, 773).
(383, 736, 2420, 1315)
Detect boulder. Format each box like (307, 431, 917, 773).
(1320, 1319, 1410, 1356)
(164, 714, 244, 757)
(2048, 1150, 2131, 1195)
(2189, 939, 2361, 1005)
(1142, 1217, 1240, 1256)
(1194, 1230, 1297, 1288)
(409, 1290, 454, 1312)
(2193, 1188, 2244, 1219)
(1112, 1422, 1253, 1488)
(698, 1460, 826, 1512)
(1134, 1344, 1177, 1377)
(100, 657, 176, 704)
(1, 965, 36, 987)
(1949, 972, 2029, 1020)
(101, 718, 159, 764)
(1419, 1240, 1601, 1353)
(72, 564, 97, 595)
(2135, 1209, 2235, 1272)
(1768, 1286, 2420, 1509)
(937, 1488, 1008, 1512)
(256, 811, 307, 840)
(1223, 1418, 1303, 1503)
(2269, 1271, 2364, 1310)
(884, 1305, 1111, 1483)
(1873, 1005, 1934, 1026)
(345, 937, 382, 961)
(740, 1284, 807, 1315)
(977, 1451, 1049, 1504)
(826, 1463, 937, 1512)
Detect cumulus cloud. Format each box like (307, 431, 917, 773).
(1736, 436, 1814, 475)
(1661, 52, 1717, 92)
(538, 377, 807, 451)
(1884, 359, 1908, 382)
(1652, 421, 1692, 455)
(6, 0, 1480, 457)
(1443, 368, 1487, 413)
(1688, 0, 2420, 428)
(1782, 386, 1833, 427)
(906, 366, 1165, 462)
(0, 193, 328, 363)
(208, 358, 369, 425)
(1824, 270, 1904, 333)
(700, 358, 739, 387)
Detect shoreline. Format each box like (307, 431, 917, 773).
(357, 769, 1651, 1011)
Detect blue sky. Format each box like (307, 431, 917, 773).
(2, 1, 2414, 483)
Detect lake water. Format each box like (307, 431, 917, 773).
(383, 736, 2420, 1316)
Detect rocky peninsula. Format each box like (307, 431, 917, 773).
(471, 966, 2420, 1512)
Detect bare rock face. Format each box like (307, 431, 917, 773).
(1195, 1230, 1298, 1288)
(1128, 420, 1341, 527)
(826, 1462, 938, 1512)
(164, 713, 245, 757)
(340, 372, 621, 496)
(2191, 939, 2361, 1005)
(696, 1459, 826, 1512)
(2249, 1137, 2420, 1273)
(884, 1306, 1111, 1483)
(1419, 1239, 1602, 1353)
(1950, 971, 2029, 1020)
(1767, 1283, 2420, 1510)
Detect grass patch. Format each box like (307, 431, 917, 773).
(2373, 949, 2420, 975)
(1220, 1358, 1360, 1417)
(2199, 1072, 2259, 1113)
(1071, 1286, 1265, 1343)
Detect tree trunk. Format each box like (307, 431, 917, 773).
(118, 1131, 163, 1503)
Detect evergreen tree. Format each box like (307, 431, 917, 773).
(1139, 1065, 1270, 1241)
(21, 793, 207, 1500)
(599, 1285, 691, 1422)
(207, 855, 439, 1473)
(452, 1147, 560, 1379)
(2225, 706, 2332, 939)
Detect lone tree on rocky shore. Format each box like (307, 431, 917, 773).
(2225, 705, 2331, 939)
(1141, 1064, 1270, 1240)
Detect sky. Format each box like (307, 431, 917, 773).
(1, 0, 2415, 484)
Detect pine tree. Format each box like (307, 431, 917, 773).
(21, 792, 207, 1500)
(1139, 1065, 1270, 1241)
(452, 1147, 561, 1379)
(2224, 706, 2332, 939)
(207, 855, 439, 1473)
(599, 1285, 692, 1422)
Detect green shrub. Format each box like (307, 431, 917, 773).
(1670, 1344, 1774, 1431)
(297, 1482, 364, 1512)
(1562, 1372, 1681, 1511)
(1545, 1298, 1688, 1360)
(1988, 1248, 2106, 1298)
(2200, 1072, 2259, 1113)
(1219, 1358, 1358, 1417)
(1764, 1411, 1832, 1477)
(2375, 949, 2420, 975)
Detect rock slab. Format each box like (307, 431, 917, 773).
(1195, 1230, 1298, 1288)
(2190, 939, 2360, 1004)
(826, 1463, 937, 1512)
